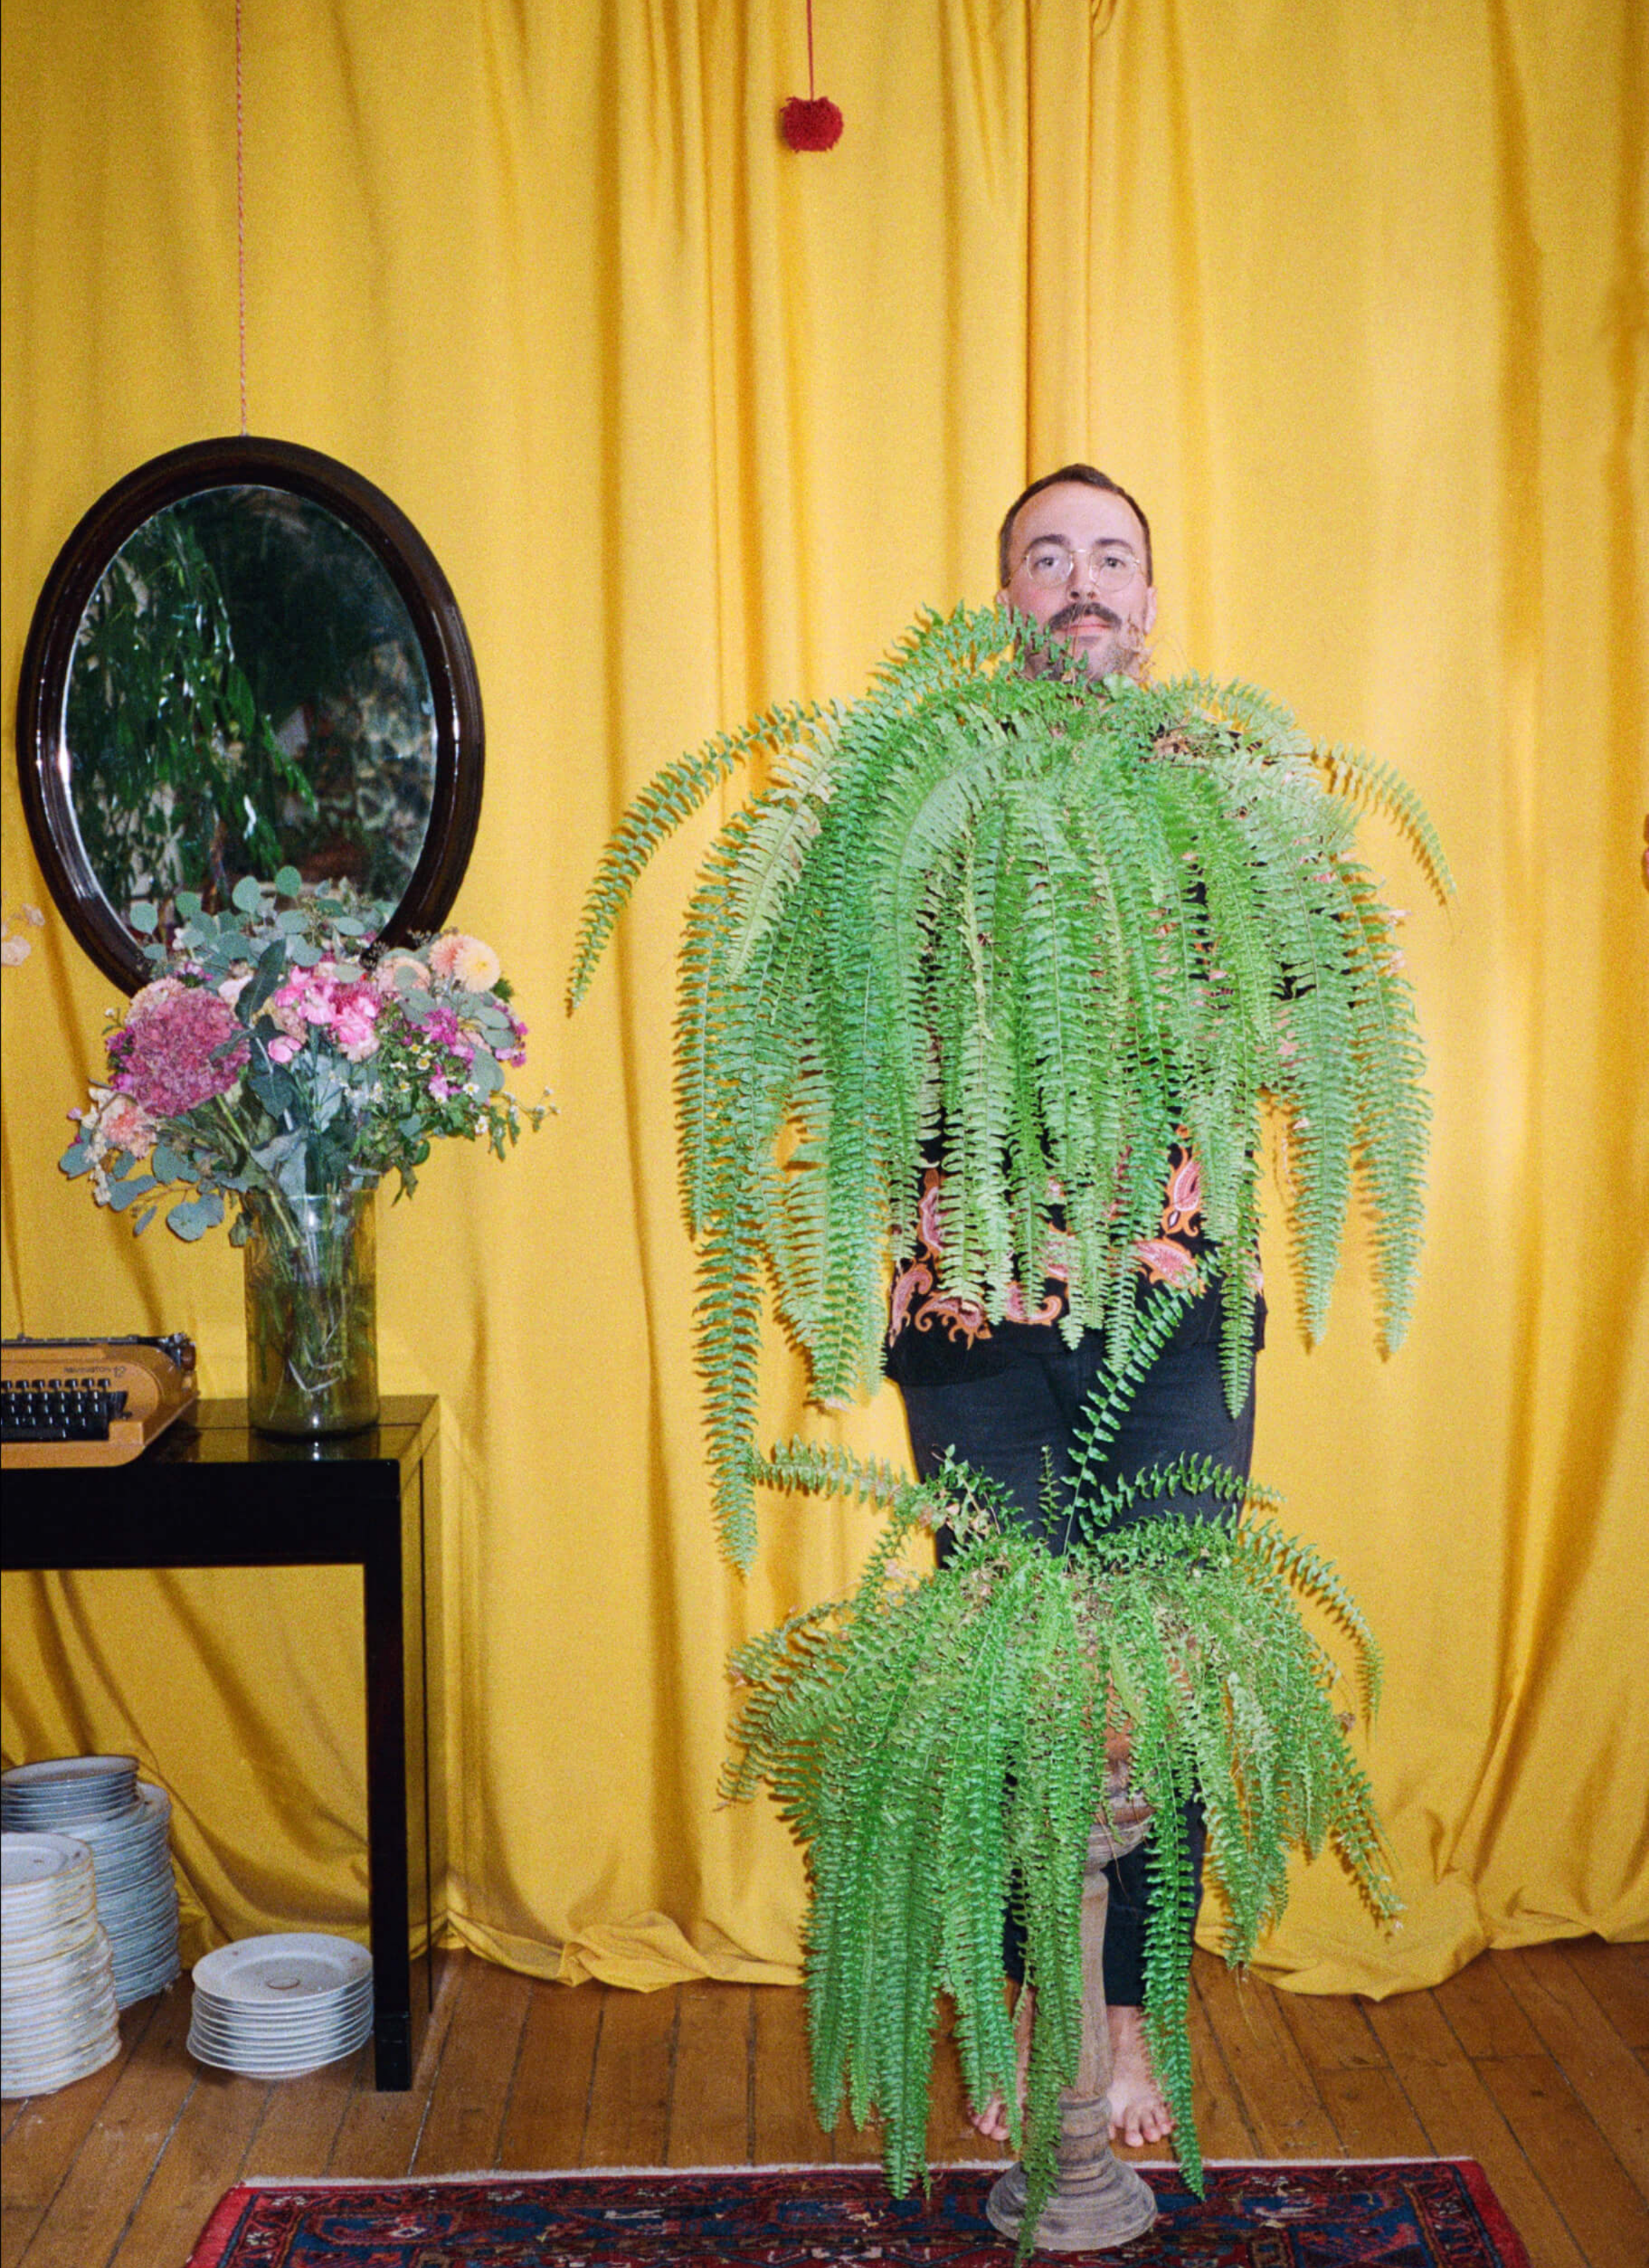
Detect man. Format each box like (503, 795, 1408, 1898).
(884, 465, 1261, 2149)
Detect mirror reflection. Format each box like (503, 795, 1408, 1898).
(65, 486, 437, 929)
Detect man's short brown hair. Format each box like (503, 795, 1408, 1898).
(997, 464, 1154, 589)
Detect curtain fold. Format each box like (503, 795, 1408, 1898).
(2, 0, 1643, 1998)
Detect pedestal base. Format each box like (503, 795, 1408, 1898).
(985, 2154, 1158, 2251)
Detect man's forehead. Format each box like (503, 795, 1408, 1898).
(1010, 484, 1148, 553)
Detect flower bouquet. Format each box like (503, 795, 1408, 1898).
(61, 869, 546, 1434)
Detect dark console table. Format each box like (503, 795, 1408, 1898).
(2, 1394, 442, 2089)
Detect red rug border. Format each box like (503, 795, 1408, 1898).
(186, 2157, 1530, 2268)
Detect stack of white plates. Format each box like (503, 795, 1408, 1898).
(1, 1760, 181, 2005)
(1, 1756, 138, 1830)
(188, 1934, 372, 2079)
(1, 1833, 121, 2097)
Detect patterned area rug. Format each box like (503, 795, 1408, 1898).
(188, 2158, 1532, 2266)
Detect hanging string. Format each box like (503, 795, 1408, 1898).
(234, 0, 248, 433)
(805, 0, 816, 99)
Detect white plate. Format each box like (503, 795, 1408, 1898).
(0, 1834, 95, 1891)
(1, 2028, 122, 2097)
(187, 2024, 368, 2079)
(2, 1755, 138, 1787)
(0, 1991, 117, 2046)
(193, 1935, 370, 2008)
(1, 1909, 102, 1959)
(2, 1942, 114, 1999)
(1, 1757, 139, 1814)
(189, 2007, 372, 2048)
(188, 2002, 367, 2041)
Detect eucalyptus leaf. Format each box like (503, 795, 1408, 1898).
(107, 1172, 159, 1212)
(151, 1143, 188, 1184)
(128, 900, 159, 934)
(176, 891, 204, 918)
(166, 1190, 225, 1241)
(242, 938, 289, 1022)
(274, 865, 303, 896)
(232, 874, 265, 914)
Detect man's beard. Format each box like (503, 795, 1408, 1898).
(1048, 600, 1143, 678)
(1023, 601, 1145, 680)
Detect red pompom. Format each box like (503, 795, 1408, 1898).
(781, 95, 844, 151)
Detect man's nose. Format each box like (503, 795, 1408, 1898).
(1066, 548, 1099, 592)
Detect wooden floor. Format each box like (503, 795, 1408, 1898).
(2, 1939, 1645, 2267)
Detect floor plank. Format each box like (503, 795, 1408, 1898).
(1190, 1960, 1340, 2158)
(1477, 2052, 1648, 2268)
(579, 1983, 675, 2166)
(6, 1942, 1648, 2264)
(751, 1977, 829, 2163)
(1384, 2047, 1590, 2268)
(1562, 1938, 1649, 2051)
(324, 1950, 461, 2179)
(1500, 1943, 1649, 2202)
(239, 2041, 368, 2179)
(412, 1956, 533, 2173)
(14, 1981, 199, 2268)
(666, 1983, 752, 2166)
(1433, 1950, 1545, 2060)
(495, 1978, 605, 2169)
(0, 1994, 166, 2268)
(107, 2069, 268, 2268)
(1182, 1956, 1261, 2162)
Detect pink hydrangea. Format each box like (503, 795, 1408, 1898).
(109, 983, 248, 1115)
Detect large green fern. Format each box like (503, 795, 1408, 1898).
(570, 605, 1449, 1566)
(724, 1446, 1400, 2252)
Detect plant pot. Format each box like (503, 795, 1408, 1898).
(243, 1188, 379, 1437)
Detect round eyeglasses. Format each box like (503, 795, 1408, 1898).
(1015, 538, 1145, 590)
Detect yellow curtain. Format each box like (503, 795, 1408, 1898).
(2, 0, 1644, 2000)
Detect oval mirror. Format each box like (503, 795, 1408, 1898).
(16, 436, 484, 990)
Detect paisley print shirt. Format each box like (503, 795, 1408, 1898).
(884, 1143, 1211, 1386)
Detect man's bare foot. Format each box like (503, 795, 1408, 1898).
(966, 1983, 1035, 2143)
(1106, 2003, 1175, 2146)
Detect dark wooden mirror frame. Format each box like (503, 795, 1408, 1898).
(16, 435, 484, 992)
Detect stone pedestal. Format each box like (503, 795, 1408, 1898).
(985, 1805, 1158, 2252)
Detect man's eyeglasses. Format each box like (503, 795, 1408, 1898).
(1015, 539, 1145, 590)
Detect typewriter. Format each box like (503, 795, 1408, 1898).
(1, 1335, 199, 1468)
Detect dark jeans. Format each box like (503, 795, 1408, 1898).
(895, 1294, 1261, 2003)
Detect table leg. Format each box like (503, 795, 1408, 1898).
(363, 1532, 414, 2089)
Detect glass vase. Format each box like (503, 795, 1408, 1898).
(243, 1188, 379, 1437)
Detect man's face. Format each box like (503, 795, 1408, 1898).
(999, 482, 1157, 679)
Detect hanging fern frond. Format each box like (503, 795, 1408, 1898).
(724, 1450, 1399, 2250)
(570, 603, 1446, 1567)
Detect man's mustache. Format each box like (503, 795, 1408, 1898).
(1048, 600, 1123, 633)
